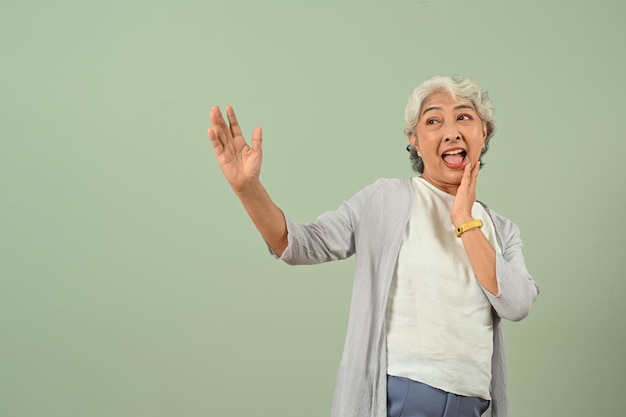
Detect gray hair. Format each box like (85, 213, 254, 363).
(404, 75, 496, 173)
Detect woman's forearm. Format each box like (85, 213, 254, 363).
(459, 225, 498, 295)
(234, 179, 288, 257)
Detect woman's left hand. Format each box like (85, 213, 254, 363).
(451, 160, 480, 226)
(451, 160, 499, 295)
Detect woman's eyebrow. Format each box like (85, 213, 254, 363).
(421, 106, 442, 115)
(422, 104, 475, 116)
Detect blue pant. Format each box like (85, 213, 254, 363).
(387, 375, 490, 417)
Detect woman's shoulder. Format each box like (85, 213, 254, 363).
(343, 177, 413, 214)
(350, 177, 413, 200)
(478, 202, 521, 242)
(364, 177, 413, 191)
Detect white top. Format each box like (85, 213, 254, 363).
(385, 177, 502, 400)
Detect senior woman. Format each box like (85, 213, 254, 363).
(207, 75, 539, 417)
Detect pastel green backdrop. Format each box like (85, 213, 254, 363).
(2, 1, 624, 416)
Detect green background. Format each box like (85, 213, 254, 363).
(2, 0, 624, 416)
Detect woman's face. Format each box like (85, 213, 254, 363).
(410, 91, 487, 194)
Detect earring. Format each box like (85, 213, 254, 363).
(406, 144, 421, 156)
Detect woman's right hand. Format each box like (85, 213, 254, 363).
(208, 105, 262, 193)
(208, 105, 288, 255)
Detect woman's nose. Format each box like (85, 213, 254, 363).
(444, 133, 461, 142)
(442, 122, 461, 142)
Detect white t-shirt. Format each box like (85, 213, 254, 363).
(385, 177, 502, 400)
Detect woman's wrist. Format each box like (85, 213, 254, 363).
(455, 219, 483, 237)
(233, 178, 263, 197)
(452, 214, 474, 227)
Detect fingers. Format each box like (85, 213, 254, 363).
(209, 106, 231, 147)
(209, 106, 227, 132)
(462, 160, 480, 187)
(251, 127, 263, 153)
(209, 105, 262, 158)
(210, 105, 242, 140)
(471, 158, 480, 179)
(207, 127, 223, 154)
(461, 161, 472, 186)
(226, 106, 243, 138)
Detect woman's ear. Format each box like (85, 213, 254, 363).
(408, 132, 420, 155)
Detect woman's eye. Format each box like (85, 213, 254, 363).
(458, 114, 471, 121)
(427, 119, 438, 125)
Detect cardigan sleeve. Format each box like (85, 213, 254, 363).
(268, 191, 363, 265)
(268, 178, 401, 266)
(483, 215, 540, 321)
(276, 207, 356, 265)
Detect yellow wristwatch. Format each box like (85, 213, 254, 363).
(455, 219, 483, 237)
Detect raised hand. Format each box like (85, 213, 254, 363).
(207, 105, 288, 254)
(208, 106, 262, 192)
(451, 160, 480, 226)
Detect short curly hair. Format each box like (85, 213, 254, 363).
(404, 75, 496, 173)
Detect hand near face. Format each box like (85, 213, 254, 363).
(450, 160, 480, 226)
(208, 106, 262, 192)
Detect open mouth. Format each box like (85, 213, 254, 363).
(441, 148, 467, 168)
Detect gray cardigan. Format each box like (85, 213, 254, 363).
(275, 178, 539, 417)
